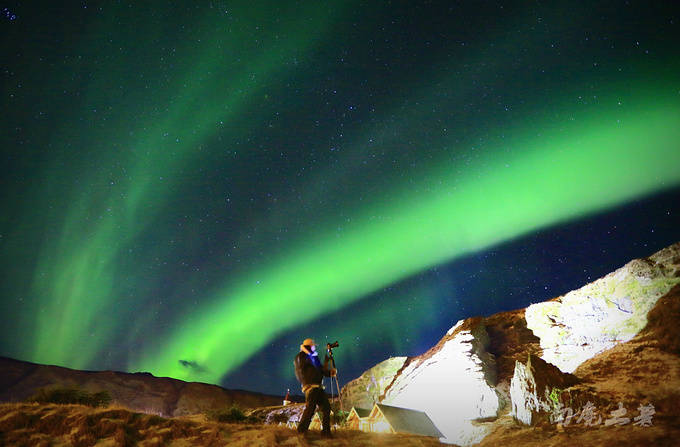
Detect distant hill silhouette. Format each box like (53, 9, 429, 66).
(0, 356, 291, 417)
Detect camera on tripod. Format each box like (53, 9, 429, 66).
(326, 341, 339, 358)
(323, 340, 343, 411)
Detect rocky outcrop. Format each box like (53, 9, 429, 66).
(381, 318, 501, 445)
(247, 403, 306, 425)
(0, 356, 284, 417)
(569, 283, 680, 418)
(339, 307, 543, 446)
(509, 353, 579, 425)
(483, 308, 543, 407)
(342, 242, 680, 446)
(525, 243, 680, 373)
(481, 282, 680, 446)
(340, 356, 407, 410)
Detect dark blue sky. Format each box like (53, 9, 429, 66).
(1, 1, 679, 396)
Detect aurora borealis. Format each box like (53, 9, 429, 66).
(2, 2, 679, 396)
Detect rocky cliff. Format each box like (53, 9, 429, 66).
(524, 243, 680, 373)
(341, 242, 680, 446)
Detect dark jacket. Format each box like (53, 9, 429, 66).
(294, 350, 332, 392)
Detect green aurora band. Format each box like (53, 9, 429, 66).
(133, 93, 680, 383)
(5, 3, 678, 386)
(22, 2, 348, 369)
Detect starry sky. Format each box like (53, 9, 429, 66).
(1, 1, 679, 397)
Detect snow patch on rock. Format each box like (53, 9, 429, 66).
(447, 319, 465, 336)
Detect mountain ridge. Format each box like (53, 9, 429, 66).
(0, 355, 290, 417)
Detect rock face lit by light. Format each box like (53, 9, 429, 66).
(510, 359, 541, 426)
(509, 353, 579, 427)
(341, 356, 407, 410)
(382, 322, 500, 445)
(525, 243, 680, 372)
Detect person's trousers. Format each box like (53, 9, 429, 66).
(297, 387, 331, 433)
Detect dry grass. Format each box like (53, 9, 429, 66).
(476, 415, 680, 447)
(0, 402, 227, 447)
(0, 402, 444, 446)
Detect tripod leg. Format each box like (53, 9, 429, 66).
(334, 374, 343, 412)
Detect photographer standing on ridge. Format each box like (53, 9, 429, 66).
(294, 338, 336, 437)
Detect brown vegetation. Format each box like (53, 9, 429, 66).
(0, 402, 444, 446)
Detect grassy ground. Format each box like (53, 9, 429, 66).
(0, 402, 444, 446)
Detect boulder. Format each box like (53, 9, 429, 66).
(509, 353, 579, 426)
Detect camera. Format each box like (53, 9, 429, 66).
(327, 341, 339, 349)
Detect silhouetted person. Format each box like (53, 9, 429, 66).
(294, 338, 336, 437)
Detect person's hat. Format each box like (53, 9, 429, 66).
(302, 338, 315, 347)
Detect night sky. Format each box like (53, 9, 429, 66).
(1, 1, 679, 397)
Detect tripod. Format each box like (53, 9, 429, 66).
(326, 345, 343, 413)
